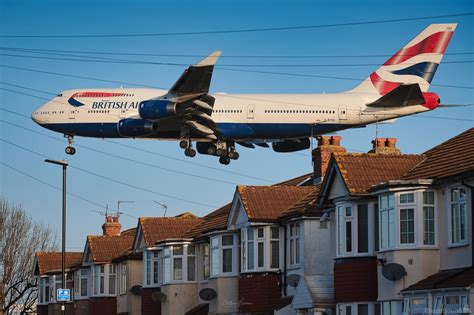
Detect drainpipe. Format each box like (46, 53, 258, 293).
(461, 178, 474, 267)
(283, 224, 288, 296)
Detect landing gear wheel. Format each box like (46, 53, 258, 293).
(219, 157, 231, 165)
(228, 151, 239, 160)
(216, 148, 227, 158)
(184, 148, 196, 157)
(207, 145, 217, 156)
(179, 140, 189, 149)
(65, 146, 76, 155)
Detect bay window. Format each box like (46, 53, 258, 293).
(449, 187, 468, 245)
(336, 202, 373, 256)
(160, 243, 196, 284)
(242, 226, 282, 272)
(74, 269, 89, 299)
(144, 250, 159, 286)
(379, 194, 395, 250)
(209, 234, 237, 277)
(92, 265, 116, 296)
(38, 276, 50, 304)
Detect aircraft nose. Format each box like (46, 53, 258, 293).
(31, 111, 40, 124)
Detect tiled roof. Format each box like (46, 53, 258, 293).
(403, 128, 474, 180)
(274, 172, 314, 186)
(238, 186, 315, 222)
(87, 228, 136, 263)
(183, 204, 231, 238)
(35, 252, 83, 275)
(278, 184, 323, 220)
(139, 215, 203, 247)
(402, 267, 474, 291)
(333, 154, 425, 194)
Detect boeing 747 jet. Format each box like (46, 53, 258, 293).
(32, 24, 456, 164)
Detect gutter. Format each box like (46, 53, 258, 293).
(461, 178, 474, 267)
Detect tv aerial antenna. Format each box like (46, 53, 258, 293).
(153, 200, 168, 217)
(117, 200, 134, 217)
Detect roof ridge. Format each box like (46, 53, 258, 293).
(423, 128, 474, 155)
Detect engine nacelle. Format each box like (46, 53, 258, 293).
(139, 100, 177, 120)
(272, 138, 310, 153)
(117, 118, 158, 137)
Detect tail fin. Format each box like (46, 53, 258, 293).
(349, 24, 457, 95)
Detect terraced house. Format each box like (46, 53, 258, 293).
(34, 128, 473, 315)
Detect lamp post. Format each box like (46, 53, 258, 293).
(45, 159, 68, 313)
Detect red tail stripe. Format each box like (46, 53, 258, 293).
(370, 72, 401, 95)
(383, 31, 453, 66)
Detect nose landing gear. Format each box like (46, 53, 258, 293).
(64, 134, 76, 155)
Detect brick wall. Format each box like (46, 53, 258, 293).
(334, 257, 378, 303)
(89, 297, 117, 315)
(238, 273, 283, 313)
(141, 288, 161, 315)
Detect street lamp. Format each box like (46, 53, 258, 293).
(45, 159, 68, 313)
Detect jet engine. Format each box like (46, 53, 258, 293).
(117, 118, 158, 137)
(272, 138, 310, 153)
(139, 100, 178, 120)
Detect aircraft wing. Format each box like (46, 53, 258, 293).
(366, 83, 425, 107)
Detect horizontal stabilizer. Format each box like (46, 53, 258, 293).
(366, 84, 425, 107)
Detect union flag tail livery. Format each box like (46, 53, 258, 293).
(350, 24, 457, 95)
(32, 24, 458, 165)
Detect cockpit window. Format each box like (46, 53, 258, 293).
(56, 93, 63, 97)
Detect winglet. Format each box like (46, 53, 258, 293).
(196, 51, 222, 67)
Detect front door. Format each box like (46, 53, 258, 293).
(247, 104, 255, 119)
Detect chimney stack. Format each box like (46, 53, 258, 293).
(368, 138, 401, 155)
(312, 135, 347, 180)
(102, 214, 121, 236)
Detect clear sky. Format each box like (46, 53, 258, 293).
(0, 0, 472, 251)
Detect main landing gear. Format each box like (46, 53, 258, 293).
(180, 139, 196, 158)
(64, 134, 76, 155)
(216, 142, 239, 165)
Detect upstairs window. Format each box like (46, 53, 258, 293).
(74, 269, 89, 299)
(270, 227, 280, 269)
(203, 244, 210, 280)
(423, 191, 436, 245)
(161, 244, 196, 284)
(210, 234, 237, 277)
(38, 276, 51, 304)
(108, 265, 116, 295)
(120, 263, 127, 295)
(144, 250, 159, 287)
(450, 187, 468, 246)
(379, 194, 395, 250)
(187, 245, 196, 281)
(92, 264, 116, 296)
(400, 208, 415, 244)
(242, 226, 282, 272)
(289, 223, 301, 266)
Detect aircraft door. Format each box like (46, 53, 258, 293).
(69, 108, 76, 120)
(338, 105, 347, 120)
(247, 104, 255, 119)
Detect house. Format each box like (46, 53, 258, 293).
(34, 251, 83, 315)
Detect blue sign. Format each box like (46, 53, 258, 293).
(57, 289, 71, 302)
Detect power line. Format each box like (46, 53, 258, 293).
(0, 12, 472, 38)
(0, 161, 137, 219)
(1, 51, 473, 68)
(0, 138, 219, 208)
(0, 46, 472, 59)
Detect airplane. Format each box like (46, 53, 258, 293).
(32, 24, 456, 165)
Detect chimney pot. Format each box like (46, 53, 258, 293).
(369, 137, 401, 155)
(386, 138, 397, 148)
(331, 136, 342, 146)
(376, 138, 386, 148)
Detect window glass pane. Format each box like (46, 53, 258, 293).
(452, 204, 459, 243)
(400, 193, 414, 203)
(451, 189, 459, 202)
(153, 260, 158, 284)
(247, 241, 254, 270)
(345, 305, 352, 315)
(374, 303, 381, 315)
(173, 258, 182, 280)
(423, 206, 435, 245)
(295, 237, 300, 264)
(187, 245, 195, 255)
(374, 203, 379, 251)
(460, 203, 467, 241)
(358, 304, 369, 315)
(337, 207, 344, 255)
(271, 227, 279, 239)
(187, 256, 195, 281)
(271, 240, 279, 268)
(211, 237, 219, 247)
(211, 245, 219, 276)
(164, 257, 171, 283)
(257, 228, 264, 238)
(81, 277, 88, 296)
(258, 242, 264, 267)
(345, 221, 352, 252)
(290, 239, 295, 265)
(222, 235, 233, 246)
(388, 194, 395, 208)
(203, 244, 210, 279)
(423, 191, 435, 204)
(380, 195, 388, 209)
(345, 206, 352, 217)
(400, 209, 415, 244)
(173, 246, 183, 256)
(358, 204, 369, 253)
(390, 301, 398, 315)
(109, 274, 116, 294)
(223, 248, 233, 273)
(99, 275, 104, 294)
(459, 188, 467, 199)
(247, 228, 254, 240)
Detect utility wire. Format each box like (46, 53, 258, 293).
(0, 46, 472, 58)
(0, 12, 472, 38)
(0, 138, 219, 208)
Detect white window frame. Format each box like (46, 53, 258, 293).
(202, 243, 210, 281)
(38, 276, 51, 304)
(160, 244, 197, 284)
(187, 245, 196, 282)
(241, 226, 282, 272)
(288, 223, 301, 268)
(379, 194, 395, 250)
(143, 250, 160, 287)
(399, 208, 415, 245)
(91, 264, 116, 297)
(337, 302, 379, 315)
(74, 269, 89, 299)
(422, 191, 436, 246)
(210, 234, 237, 277)
(119, 262, 127, 295)
(448, 186, 469, 247)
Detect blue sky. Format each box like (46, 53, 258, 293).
(0, 0, 472, 251)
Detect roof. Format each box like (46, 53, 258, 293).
(274, 172, 314, 186)
(278, 184, 323, 220)
(402, 267, 474, 292)
(403, 128, 474, 180)
(87, 228, 136, 263)
(139, 215, 203, 247)
(332, 154, 425, 194)
(35, 252, 83, 275)
(238, 186, 315, 222)
(183, 204, 231, 238)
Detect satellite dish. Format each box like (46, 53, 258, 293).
(151, 291, 167, 303)
(199, 288, 217, 301)
(129, 285, 142, 296)
(382, 263, 406, 281)
(286, 274, 301, 287)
